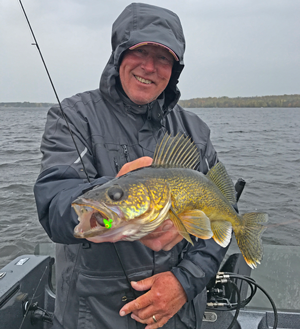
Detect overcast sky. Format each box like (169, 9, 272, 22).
(1, 0, 299, 102)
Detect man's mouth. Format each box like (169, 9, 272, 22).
(134, 75, 153, 84)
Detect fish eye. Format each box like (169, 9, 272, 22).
(108, 186, 124, 201)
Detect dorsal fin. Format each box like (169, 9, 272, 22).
(206, 162, 237, 204)
(152, 133, 199, 169)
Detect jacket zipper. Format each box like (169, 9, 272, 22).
(114, 157, 119, 172)
(122, 145, 129, 162)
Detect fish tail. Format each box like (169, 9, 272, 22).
(234, 213, 268, 269)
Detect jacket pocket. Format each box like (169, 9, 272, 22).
(93, 142, 130, 177)
(76, 270, 152, 329)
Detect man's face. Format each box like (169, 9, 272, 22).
(119, 45, 174, 105)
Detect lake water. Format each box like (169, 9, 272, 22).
(0, 107, 299, 269)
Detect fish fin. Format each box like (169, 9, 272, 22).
(235, 213, 268, 269)
(206, 162, 236, 205)
(178, 210, 213, 240)
(152, 133, 199, 170)
(211, 220, 232, 248)
(169, 207, 194, 245)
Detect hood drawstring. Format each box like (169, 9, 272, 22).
(147, 103, 152, 121)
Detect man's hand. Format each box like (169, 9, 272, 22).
(119, 272, 187, 329)
(140, 219, 183, 251)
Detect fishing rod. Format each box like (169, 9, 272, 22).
(18, 0, 91, 183)
(18, 0, 137, 307)
(18, 264, 51, 329)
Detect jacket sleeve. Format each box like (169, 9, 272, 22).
(171, 237, 229, 301)
(34, 104, 114, 244)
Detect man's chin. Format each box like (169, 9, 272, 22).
(130, 96, 157, 105)
(126, 89, 158, 105)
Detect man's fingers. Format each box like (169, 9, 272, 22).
(131, 277, 154, 292)
(131, 313, 168, 329)
(119, 292, 152, 316)
(140, 219, 182, 251)
(140, 220, 173, 241)
(120, 276, 161, 317)
(120, 272, 187, 328)
(161, 220, 174, 232)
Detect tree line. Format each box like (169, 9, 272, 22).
(178, 94, 300, 108)
(0, 102, 54, 108)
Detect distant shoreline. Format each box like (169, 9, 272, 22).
(0, 102, 55, 108)
(1, 94, 300, 108)
(178, 94, 300, 108)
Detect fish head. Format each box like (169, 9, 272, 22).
(72, 175, 171, 242)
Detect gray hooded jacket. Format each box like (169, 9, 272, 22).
(34, 3, 228, 329)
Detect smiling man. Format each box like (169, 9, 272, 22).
(34, 3, 228, 329)
(119, 44, 175, 105)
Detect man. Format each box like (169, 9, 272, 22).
(34, 3, 228, 329)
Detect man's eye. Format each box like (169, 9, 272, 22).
(158, 55, 173, 65)
(136, 48, 146, 55)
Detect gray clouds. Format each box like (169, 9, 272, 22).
(1, 0, 299, 102)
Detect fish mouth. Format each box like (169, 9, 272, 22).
(72, 198, 119, 238)
(72, 199, 142, 242)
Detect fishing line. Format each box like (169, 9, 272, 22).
(18, 0, 91, 183)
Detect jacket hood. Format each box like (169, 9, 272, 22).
(100, 3, 186, 110)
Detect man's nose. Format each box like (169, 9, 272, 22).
(141, 55, 156, 72)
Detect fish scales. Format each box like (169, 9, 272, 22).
(143, 167, 241, 228)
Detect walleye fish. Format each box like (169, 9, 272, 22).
(72, 134, 268, 268)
